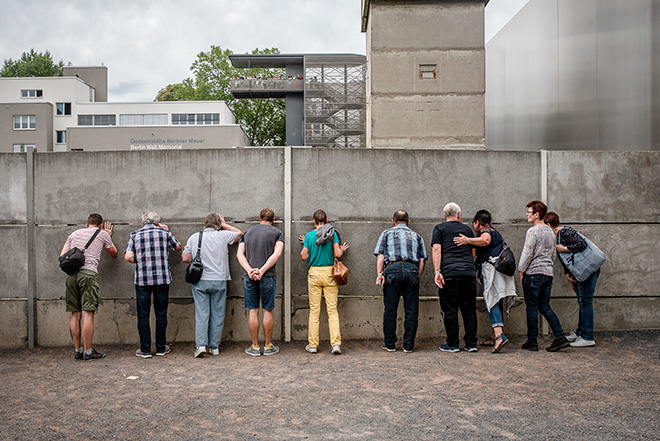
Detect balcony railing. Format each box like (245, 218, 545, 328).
(230, 79, 304, 92)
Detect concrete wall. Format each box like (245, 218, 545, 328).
(1, 148, 658, 348)
(365, 0, 486, 148)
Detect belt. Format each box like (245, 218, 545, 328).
(385, 260, 418, 268)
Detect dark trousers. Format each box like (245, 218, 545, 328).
(438, 276, 477, 348)
(135, 284, 169, 354)
(383, 262, 420, 351)
(522, 274, 564, 341)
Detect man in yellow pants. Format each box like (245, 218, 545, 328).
(300, 209, 348, 354)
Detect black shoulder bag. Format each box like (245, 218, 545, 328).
(59, 229, 101, 275)
(185, 231, 204, 284)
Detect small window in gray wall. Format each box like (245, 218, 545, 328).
(56, 130, 67, 144)
(419, 64, 437, 80)
(56, 103, 72, 116)
(13, 115, 36, 129)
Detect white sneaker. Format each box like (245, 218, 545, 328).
(565, 332, 579, 342)
(194, 346, 207, 358)
(305, 345, 317, 354)
(209, 347, 220, 356)
(570, 336, 596, 347)
(332, 345, 341, 355)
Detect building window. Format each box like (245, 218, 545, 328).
(13, 144, 36, 152)
(419, 64, 437, 80)
(78, 114, 116, 126)
(56, 103, 72, 116)
(119, 114, 168, 126)
(21, 89, 43, 98)
(172, 113, 219, 125)
(13, 115, 36, 130)
(56, 130, 67, 144)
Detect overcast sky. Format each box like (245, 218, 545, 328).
(1, 0, 529, 102)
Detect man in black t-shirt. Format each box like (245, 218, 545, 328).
(431, 202, 478, 353)
(237, 208, 285, 356)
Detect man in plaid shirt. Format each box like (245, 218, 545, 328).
(125, 211, 182, 358)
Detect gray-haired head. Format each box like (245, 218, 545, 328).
(443, 202, 461, 220)
(141, 211, 160, 225)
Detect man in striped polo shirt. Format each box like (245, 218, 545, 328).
(374, 210, 427, 353)
(125, 211, 182, 358)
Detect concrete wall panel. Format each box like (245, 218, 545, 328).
(0, 154, 28, 222)
(0, 227, 28, 299)
(371, 50, 485, 94)
(547, 151, 660, 223)
(0, 301, 27, 348)
(370, 3, 484, 49)
(291, 149, 539, 224)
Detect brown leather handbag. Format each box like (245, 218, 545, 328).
(332, 258, 349, 285)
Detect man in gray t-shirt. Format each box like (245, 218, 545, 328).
(236, 208, 285, 356)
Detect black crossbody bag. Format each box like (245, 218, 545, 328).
(185, 231, 204, 284)
(59, 229, 101, 275)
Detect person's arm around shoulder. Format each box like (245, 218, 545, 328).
(102, 221, 118, 258)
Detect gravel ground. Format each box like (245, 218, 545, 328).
(1, 330, 659, 440)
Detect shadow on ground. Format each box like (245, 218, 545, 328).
(1, 330, 659, 440)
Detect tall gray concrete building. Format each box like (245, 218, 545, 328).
(361, 0, 488, 149)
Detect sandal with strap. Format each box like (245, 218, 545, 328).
(492, 334, 509, 353)
(481, 337, 495, 347)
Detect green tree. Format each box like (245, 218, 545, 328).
(1, 49, 64, 77)
(155, 46, 286, 146)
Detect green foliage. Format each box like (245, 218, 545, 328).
(1, 49, 64, 77)
(155, 46, 286, 146)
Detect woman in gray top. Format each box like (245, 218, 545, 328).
(518, 200, 569, 352)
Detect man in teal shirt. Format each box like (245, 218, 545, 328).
(300, 209, 348, 354)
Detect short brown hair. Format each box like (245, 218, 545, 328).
(87, 213, 103, 227)
(313, 209, 327, 225)
(204, 213, 222, 230)
(526, 200, 548, 220)
(260, 208, 275, 223)
(544, 211, 560, 228)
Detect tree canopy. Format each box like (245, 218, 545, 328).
(1, 49, 64, 77)
(155, 46, 286, 146)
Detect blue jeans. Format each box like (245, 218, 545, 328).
(522, 274, 564, 342)
(192, 280, 227, 348)
(383, 262, 420, 351)
(574, 268, 600, 341)
(487, 302, 503, 328)
(135, 284, 169, 354)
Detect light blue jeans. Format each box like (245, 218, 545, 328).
(487, 302, 504, 328)
(192, 280, 227, 348)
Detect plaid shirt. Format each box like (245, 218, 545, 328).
(373, 224, 427, 263)
(126, 223, 180, 286)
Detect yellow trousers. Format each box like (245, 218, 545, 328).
(307, 266, 341, 347)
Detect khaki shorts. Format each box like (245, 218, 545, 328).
(65, 270, 100, 312)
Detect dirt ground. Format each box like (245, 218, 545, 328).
(1, 330, 659, 440)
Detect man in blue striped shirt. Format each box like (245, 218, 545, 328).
(374, 210, 427, 353)
(125, 211, 182, 358)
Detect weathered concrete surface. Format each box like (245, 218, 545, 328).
(0, 301, 27, 348)
(34, 149, 284, 224)
(548, 151, 660, 223)
(0, 155, 27, 222)
(35, 298, 283, 348)
(291, 149, 539, 224)
(0, 226, 28, 299)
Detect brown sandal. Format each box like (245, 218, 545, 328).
(480, 337, 495, 346)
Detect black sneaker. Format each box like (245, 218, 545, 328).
(546, 337, 570, 352)
(522, 341, 538, 351)
(83, 348, 106, 361)
(74, 350, 83, 360)
(381, 344, 396, 352)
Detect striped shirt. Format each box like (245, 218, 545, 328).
(126, 223, 180, 286)
(373, 224, 427, 264)
(64, 227, 114, 273)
